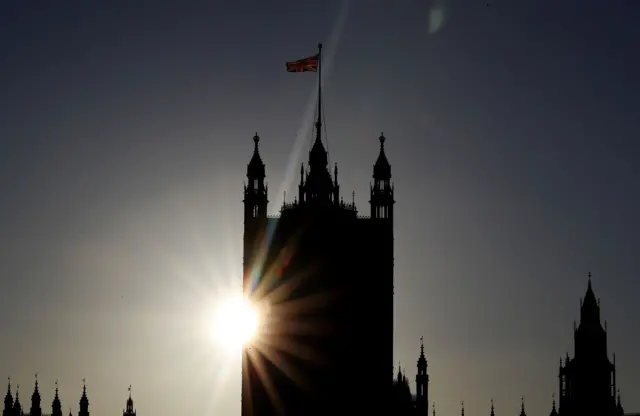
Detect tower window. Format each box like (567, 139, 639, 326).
(253, 205, 258, 218)
(254, 179, 259, 190)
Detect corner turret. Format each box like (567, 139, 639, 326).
(3, 378, 12, 416)
(30, 375, 41, 416)
(123, 386, 135, 416)
(370, 133, 394, 219)
(244, 133, 268, 221)
(52, 381, 62, 416)
(78, 380, 89, 416)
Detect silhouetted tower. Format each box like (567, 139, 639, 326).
(244, 133, 268, 222)
(370, 133, 394, 220)
(78, 381, 89, 416)
(3, 379, 12, 416)
(415, 336, 429, 415)
(549, 394, 558, 416)
(242, 44, 395, 416)
(12, 385, 21, 416)
(51, 382, 62, 416)
(29, 376, 41, 416)
(519, 397, 526, 416)
(558, 273, 617, 416)
(123, 386, 135, 416)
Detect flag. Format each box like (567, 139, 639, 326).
(285, 53, 319, 73)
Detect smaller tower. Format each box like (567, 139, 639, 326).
(30, 374, 41, 416)
(519, 397, 526, 416)
(3, 378, 13, 416)
(415, 336, 429, 415)
(52, 381, 62, 416)
(12, 385, 21, 416)
(243, 133, 268, 222)
(549, 393, 558, 416)
(123, 386, 135, 416)
(370, 133, 394, 219)
(616, 389, 624, 416)
(78, 380, 89, 416)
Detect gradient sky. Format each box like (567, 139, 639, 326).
(1, 1, 639, 415)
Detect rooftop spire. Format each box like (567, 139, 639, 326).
(461, 401, 465, 416)
(373, 133, 391, 180)
(550, 393, 558, 416)
(520, 396, 526, 416)
(490, 398, 495, 416)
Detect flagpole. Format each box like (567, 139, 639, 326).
(315, 43, 323, 143)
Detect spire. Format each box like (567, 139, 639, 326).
(374, 133, 391, 180)
(30, 373, 41, 416)
(79, 379, 89, 416)
(461, 401, 465, 416)
(432, 402, 436, 416)
(52, 380, 62, 416)
(580, 272, 601, 326)
(4, 377, 12, 412)
(12, 385, 21, 415)
(549, 393, 558, 416)
(309, 43, 327, 171)
(616, 388, 623, 415)
(520, 396, 526, 416)
(490, 398, 495, 416)
(247, 133, 265, 179)
(417, 335, 427, 373)
(124, 385, 135, 416)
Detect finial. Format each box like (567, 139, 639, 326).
(253, 132, 259, 147)
(318, 43, 322, 50)
(461, 400, 465, 416)
(128, 385, 132, 398)
(552, 393, 556, 410)
(433, 402, 436, 416)
(521, 396, 525, 411)
(379, 132, 385, 146)
(55, 380, 58, 392)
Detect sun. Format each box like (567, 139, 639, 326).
(211, 295, 259, 351)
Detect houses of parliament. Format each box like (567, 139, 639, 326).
(2, 380, 136, 416)
(239, 109, 636, 414)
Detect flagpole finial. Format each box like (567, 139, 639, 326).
(318, 43, 322, 50)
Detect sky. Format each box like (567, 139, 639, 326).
(1, 0, 639, 415)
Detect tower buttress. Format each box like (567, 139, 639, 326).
(244, 133, 268, 222)
(416, 336, 429, 415)
(370, 133, 394, 219)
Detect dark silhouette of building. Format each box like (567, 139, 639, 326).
(123, 386, 136, 416)
(241, 124, 394, 414)
(557, 274, 626, 416)
(390, 275, 635, 416)
(3, 379, 133, 416)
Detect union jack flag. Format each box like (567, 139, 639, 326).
(285, 54, 319, 73)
